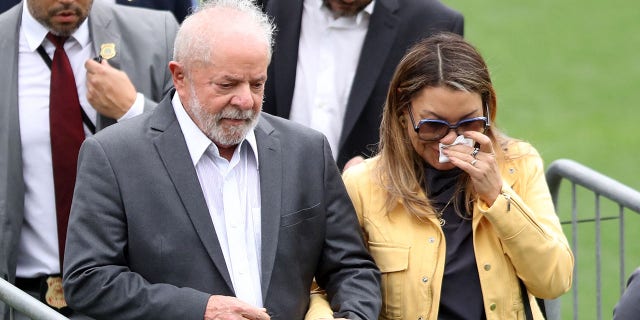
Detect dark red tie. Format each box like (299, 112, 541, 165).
(47, 33, 85, 269)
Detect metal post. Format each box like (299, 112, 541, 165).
(0, 278, 69, 320)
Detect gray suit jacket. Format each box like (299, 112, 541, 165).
(0, 2, 177, 317)
(263, 0, 463, 168)
(62, 91, 381, 320)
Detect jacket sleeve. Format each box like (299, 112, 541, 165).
(477, 147, 574, 299)
(311, 138, 381, 320)
(305, 156, 379, 320)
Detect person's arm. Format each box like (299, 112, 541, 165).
(84, 10, 179, 119)
(312, 138, 381, 320)
(84, 59, 138, 119)
(477, 145, 574, 299)
(307, 156, 373, 320)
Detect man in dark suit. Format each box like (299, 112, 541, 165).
(62, 1, 381, 319)
(115, 0, 195, 23)
(262, 0, 463, 170)
(0, 0, 178, 318)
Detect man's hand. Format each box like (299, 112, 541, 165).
(85, 59, 137, 119)
(204, 295, 270, 320)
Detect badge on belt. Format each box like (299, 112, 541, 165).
(44, 276, 68, 309)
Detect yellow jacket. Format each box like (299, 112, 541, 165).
(306, 141, 573, 320)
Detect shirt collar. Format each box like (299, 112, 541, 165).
(360, 0, 375, 22)
(171, 92, 259, 168)
(21, 0, 91, 52)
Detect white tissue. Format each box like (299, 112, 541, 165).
(438, 135, 474, 163)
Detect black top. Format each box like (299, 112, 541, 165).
(424, 164, 486, 319)
(115, 0, 194, 23)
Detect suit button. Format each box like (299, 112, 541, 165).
(422, 276, 428, 283)
(484, 264, 491, 271)
(490, 303, 497, 311)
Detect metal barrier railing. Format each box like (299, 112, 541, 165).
(545, 158, 640, 320)
(0, 278, 69, 320)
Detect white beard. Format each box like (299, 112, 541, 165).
(188, 87, 259, 146)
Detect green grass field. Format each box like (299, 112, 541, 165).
(441, 0, 640, 318)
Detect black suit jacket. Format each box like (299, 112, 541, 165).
(62, 91, 381, 320)
(116, 0, 194, 23)
(263, 0, 463, 168)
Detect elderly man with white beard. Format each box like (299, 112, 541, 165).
(61, 0, 382, 319)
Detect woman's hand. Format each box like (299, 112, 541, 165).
(442, 131, 502, 206)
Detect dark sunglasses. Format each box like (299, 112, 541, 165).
(408, 104, 490, 141)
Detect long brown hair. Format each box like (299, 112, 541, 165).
(376, 32, 507, 218)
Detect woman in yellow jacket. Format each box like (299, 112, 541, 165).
(306, 32, 573, 320)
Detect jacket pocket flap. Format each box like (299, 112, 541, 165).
(368, 243, 410, 273)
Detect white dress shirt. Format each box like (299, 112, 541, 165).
(289, 0, 374, 159)
(172, 94, 263, 307)
(16, 1, 144, 277)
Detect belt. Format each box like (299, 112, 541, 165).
(15, 276, 46, 292)
(14, 275, 71, 316)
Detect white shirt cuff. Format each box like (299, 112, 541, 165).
(117, 92, 145, 122)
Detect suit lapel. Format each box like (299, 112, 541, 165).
(254, 116, 283, 300)
(150, 93, 235, 292)
(149, 105, 286, 298)
(341, 0, 399, 148)
(268, 1, 303, 117)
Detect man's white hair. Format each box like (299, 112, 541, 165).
(173, 0, 276, 70)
